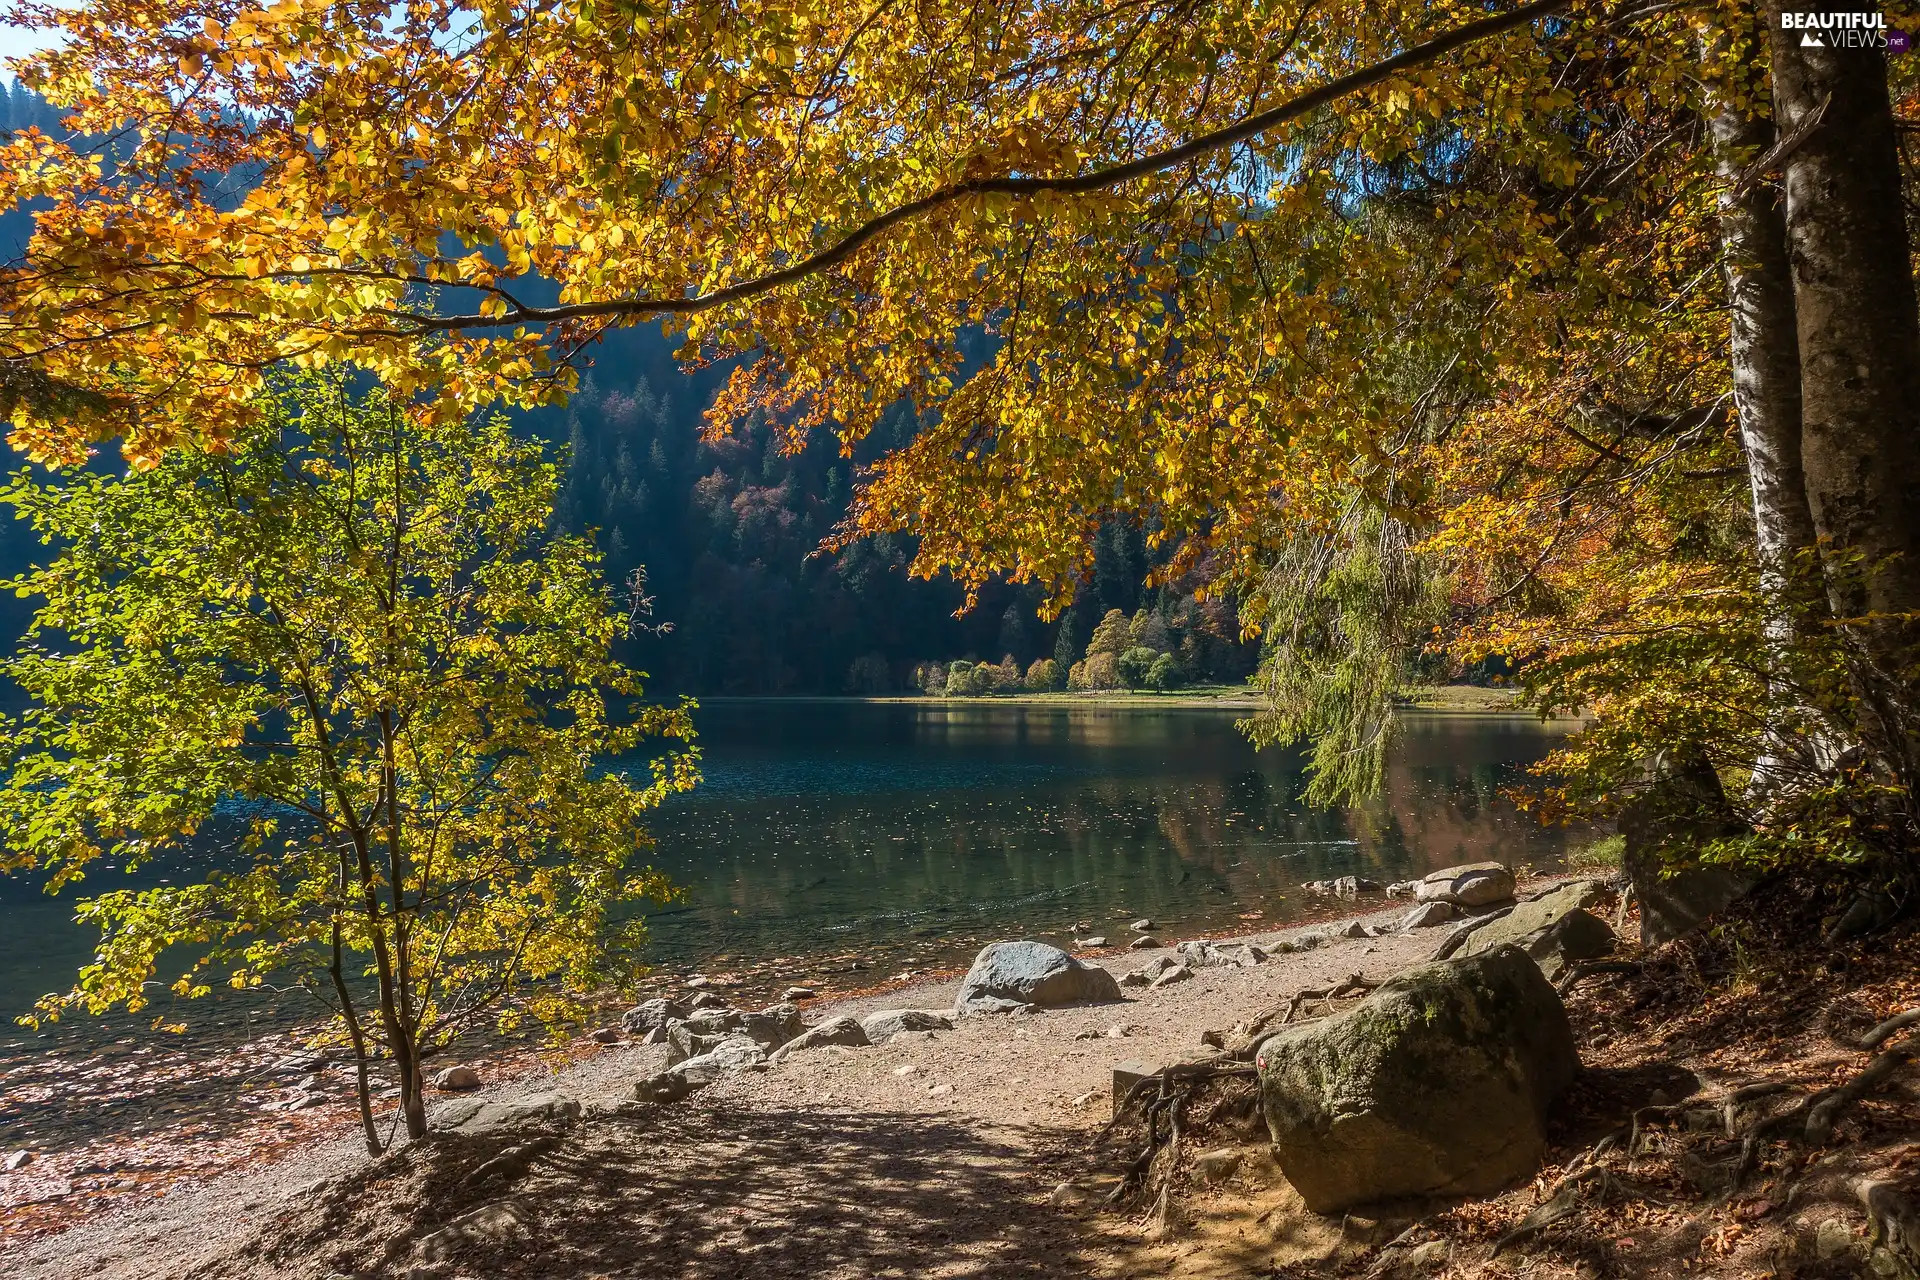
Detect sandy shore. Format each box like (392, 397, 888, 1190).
(2, 885, 1496, 1280)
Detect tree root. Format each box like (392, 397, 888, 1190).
(1101, 1061, 1257, 1206)
(1224, 973, 1380, 1052)
(1556, 959, 1642, 995)
(1732, 1036, 1915, 1186)
(1860, 1008, 1920, 1051)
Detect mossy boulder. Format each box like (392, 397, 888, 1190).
(1255, 946, 1579, 1212)
(1460, 880, 1617, 980)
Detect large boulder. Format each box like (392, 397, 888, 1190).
(1416, 862, 1517, 908)
(1621, 748, 1752, 947)
(860, 1009, 955, 1043)
(1255, 946, 1579, 1212)
(954, 941, 1123, 1014)
(437, 1090, 582, 1134)
(1460, 880, 1618, 980)
(769, 1015, 870, 1061)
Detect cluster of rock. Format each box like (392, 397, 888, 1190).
(619, 940, 1127, 1104)
(623, 993, 960, 1102)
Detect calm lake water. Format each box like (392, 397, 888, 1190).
(0, 699, 1585, 1050)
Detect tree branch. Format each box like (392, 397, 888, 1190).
(381, 0, 1573, 334)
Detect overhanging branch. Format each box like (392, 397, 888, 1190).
(385, 0, 1573, 335)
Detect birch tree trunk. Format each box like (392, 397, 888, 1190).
(1766, 8, 1920, 796)
(1706, 31, 1823, 792)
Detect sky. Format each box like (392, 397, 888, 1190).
(1, 22, 56, 71)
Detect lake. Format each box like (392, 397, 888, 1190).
(0, 698, 1586, 1048)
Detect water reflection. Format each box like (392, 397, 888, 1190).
(634, 702, 1583, 973)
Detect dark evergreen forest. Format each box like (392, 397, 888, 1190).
(1, 81, 1254, 696)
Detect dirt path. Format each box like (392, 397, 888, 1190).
(5, 895, 1450, 1279)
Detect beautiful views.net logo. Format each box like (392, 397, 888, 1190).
(1779, 10, 1910, 49)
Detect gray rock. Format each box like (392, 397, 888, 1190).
(684, 1007, 746, 1035)
(1122, 955, 1180, 987)
(739, 1003, 805, 1049)
(1150, 963, 1194, 989)
(1460, 882, 1618, 980)
(4, 1150, 31, 1171)
(1073, 936, 1109, 949)
(590, 1026, 623, 1045)
(418, 1199, 534, 1262)
(860, 1009, 955, 1043)
(781, 986, 817, 1001)
(1194, 1147, 1243, 1184)
(1620, 747, 1752, 947)
(1827, 889, 1899, 943)
(442, 1090, 582, 1134)
(1130, 919, 1155, 932)
(769, 1015, 870, 1061)
(1255, 945, 1578, 1212)
(1416, 862, 1517, 908)
(1334, 921, 1370, 939)
(686, 990, 725, 1011)
(667, 1022, 730, 1063)
(1176, 940, 1266, 969)
(431, 1065, 482, 1091)
(621, 996, 690, 1034)
(633, 1071, 704, 1103)
(671, 1035, 769, 1083)
(954, 940, 1122, 1014)
(1399, 901, 1457, 930)
(429, 1097, 487, 1129)
(1128, 935, 1164, 950)
(1385, 880, 1422, 898)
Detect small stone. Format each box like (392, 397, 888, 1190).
(432, 1065, 482, 1092)
(1130, 919, 1155, 932)
(1335, 921, 1369, 939)
(1128, 935, 1163, 950)
(1070, 1090, 1099, 1108)
(4, 1150, 32, 1171)
(1399, 901, 1457, 930)
(686, 990, 724, 1010)
(1051, 1180, 1091, 1206)
(590, 1026, 623, 1045)
(782, 986, 816, 1001)
(927, 1082, 953, 1097)
(893, 1064, 922, 1078)
(1193, 1147, 1243, 1184)
(860, 1009, 954, 1044)
(686, 975, 713, 989)
(634, 1071, 702, 1103)
(1816, 1218, 1854, 1260)
(1105, 1025, 1129, 1039)
(1403, 1239, 1450, 1270)
(1073, 936, 1109, 949)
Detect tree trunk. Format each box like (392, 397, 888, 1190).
(1704, 26, 1826, 793)
(1767, 7, 1920, 797)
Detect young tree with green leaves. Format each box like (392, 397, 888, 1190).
(0, 375, 698, 1151)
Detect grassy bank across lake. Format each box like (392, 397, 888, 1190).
(700, 683, 1528, 714)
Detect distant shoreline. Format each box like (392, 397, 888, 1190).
(694, 684, 1537, 715)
